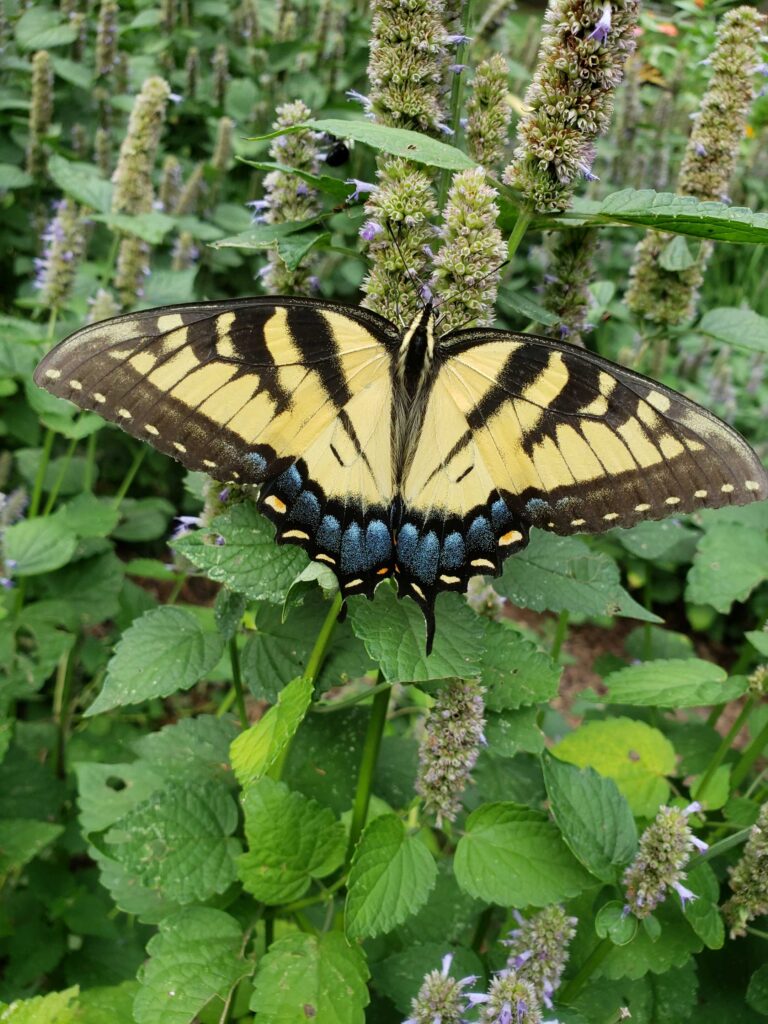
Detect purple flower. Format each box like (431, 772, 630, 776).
(171, 514, 203, 540)
(345, 178, 378, 202)
(360, 219, 383, 241)
(579, 162, 600, 182)
(673, 881, 698, 909)
(695, 141, 707, 156)
(445, 33, 472, 44)
(449, 64, 468, 74)
(218, 487, 230, 502)
(345, 89, 372, 113)
(0, 577, 13, 589)
(589, 4, 612, 44)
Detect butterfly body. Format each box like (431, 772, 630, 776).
(35, 296, 768, 651)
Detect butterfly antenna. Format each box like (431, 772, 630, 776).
(385, 221, 433, 310)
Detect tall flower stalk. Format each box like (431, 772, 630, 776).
(27, 50, 54, 177)
(723, 802, 768, 938)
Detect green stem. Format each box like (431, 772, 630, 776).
(102, 234, 120, 287)
(558, 937, 614, 1004)
(229, 637, 248, 729)
(281, 876, 346, 914)
(551, 609, 569, 662)
(112, 447, 146, 508)
(83, 432, 98, 493)
(166, 575, 186, 606)
(471, 905, 495, 955)
(730, 715, 768, 790)
(746, 926, 768, 941)
(29, 427, 55, 519)
(43, 435, 78, 515)
(692, 826, 752, 865)
(437, 0, 475, 211)
(312, 679, 391, 714)
(53, 638, 80, 779)
(345, 680, 390, 869)
(303, 592, 343, 684)
(695, 696, 754, 804)
(706, 703, 724, 729)
(506, 205, 533, 262)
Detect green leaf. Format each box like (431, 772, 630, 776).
(230, 676, 313, 788)
(684, 862, 724, 950)
(349, 584, 485, 682)
(241, 160, 351, 202)
(595, 900, 638, 945)
(104, 781, 240, 904)
(173, 503, 308, 604)
(250, 932, 369, 1024)
(686, 523, 768, 613)
(454, 802, 592, 906)
(600, 902, 702, 980)
(75, 762, 167, 834)
(602, 658, 744, 707)
(658, 235, 696, 271)
(47, 155, 112, 213)
(50, 55, 92, 90)
(481, 620, 561, 709)
(91, 211, 176, 245)
(485, 706, 545, 757)
(132, 715, 239, 784)
(4, 517, 78, 576)
(0, 164, 34, 190)
(112, 497, 174, 542)
(75, 982, 140, 1024)
(569, 188, 768, 244)
(0, 819, 64, 878)
(747, 965, 768, 1015)
(691, 764, 731, 811)
(615, 519, 698, 562)
(496, 532, 661, 623)
(258, 118, 478, 172)
(699, 306, 768, 355)
(15, 8, 78, 48)
(238, 778, 345, 904)
(225, 77, 258, 121)
(543, 756, 637, 883)
(0, 988, 79, 1023)
(210, 216, 325, 251)
(552, 718, 676, 817)
(278, 230, 332, 270)
(86, 607, 225, 716)
(54, 494, 120, 539)
(746, 629, 768, 657)
(345, 815, 437, 940)
(372, 945, 485, 1015)
(497, 289, 560, 327)
(133, 908, 249, 1024)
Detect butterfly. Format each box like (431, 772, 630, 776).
(34, 296, 768, 652)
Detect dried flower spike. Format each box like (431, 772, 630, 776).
(27, 50, 54, 176)
(723, 802, 768, 938)
(466, 54, 512, 171)
(504, 0, 640, 212)
(416, 678, 486, 825)
(623, 802, 708, 918)
(431, 167, 506, 334)
(503, 905, 578, 1008)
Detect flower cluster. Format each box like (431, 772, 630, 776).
(367, 0, 451, 134)
(34, 200, 85, 311)
(171, 231, 200, 271)
(503, 905, 578, 1008)
(623, 802, 707, 918)
(0, 488, 28, 589)
(626, 6, 767, 325)
(111, 76, 171, 215)
(504, 0, 640, 212)
(404, 953, 478, 1024)
(87, 288, 121, 324)
(431, 167, 506, 333)
(95, 0, 118, 76)
(212, 44, 229, 108)
(466, 55, 512, 171)
(540, 228, 598, 345)
(114, 237, 151, 308)
(258, 100, 322, 295)
(158, 155, 183, 213)
(723, 802, 768, 938)
(465, 577, 507, 620)
(416, 678, 486, 825)
(27, 50, 54, 176)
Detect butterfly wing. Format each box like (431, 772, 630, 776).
(34, 297, 401, 596)
(395, 327, 768, 628)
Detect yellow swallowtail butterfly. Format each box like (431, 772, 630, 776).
(34, 297, 768, 651)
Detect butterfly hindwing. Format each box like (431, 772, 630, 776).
(34, 297, 401, 596)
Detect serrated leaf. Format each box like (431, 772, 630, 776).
(543, 756, 637, 882)
(257, 118, 477, 172)
(4, 517, 78, 576)
(686, 523, 768, 613)
(569, 188, 768, 244)
(602, 658, 742, 707)
(691, 764, 731, 811)
(350, 584, 485, 682)
(552, 718, 676, 817)
(230, 676, 312, 788)
(240, 160, 352, 201)
(210, 216, 325, 250)
(454, 802, 592, 906)
(481, 620, 561, 709)
(699, 307, 768, 355)
(599, 902, 702, 980)
(86, 607, 225, 716)
(250, 932, 369, 1024)
(132, 715, 239, 784)
(75, 762, 166, 834)
(0, 819, 64, 878)
(0, 987, 79, 1023)
(133, 908, 249, 1024)
(173, 503, 308, 603)
(659, 234, 696, 271)
(54, 494, 120, 539)
(746, 629, 768, 656)
(345, 815, 437, 940)
(595, 900, 638, 945)
(75, 981, 140, 1024)
(238, 778, 345, 904)
(485, 707, 545, 757)
(47, 155, 113, 212)
(496, 531, 661, 623)
(88, 846, 177, 924)
(615, 519, 698, 561)
(684, 863, 724, 950)
(104, 780, 240, 904)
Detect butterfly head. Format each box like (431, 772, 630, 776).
(397, 303, 437, 396)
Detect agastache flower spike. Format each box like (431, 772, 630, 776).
(35, 199, 86, 311)
(404, 953, 479, 1024)
(723, 801, 768, 938)
(472, 972, 545, 1024)
(95, 0, 118, 76)
(504, 0, 640, 212)
(503, 905, 578, 1008)
(111, 76, 171, 216)
(26, 50, 54, 177)
(623, 802, 707, 918)
(416, 678, 486, 825)
(466, 54, 512, 171)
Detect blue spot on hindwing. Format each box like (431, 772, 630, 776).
(415, 531, 439, 584)
(491, 498, 511, 530)
(245, 451, 267, 476)
(341, 523, 364, 572)
(366, 519, 392, 565)
(276, 464, 302, 499)
(467, 515, 493, 551)
(441, 532, 465, 569)
(396, 523, 418, 565)
(290, 489, 321, 527)
(317, 515, 341, 553)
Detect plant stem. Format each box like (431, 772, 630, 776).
(746, 926, 768, 941)
(53, 638, 80, 779)
(730, 715, 768, 790)
(112, 447, 146, 508)
(695, 696, 754, 804)
(345, 680, 390, 869)
(558, 937, 613, 1004)
(43, 435, 78, 515)
(706, 703, 724, 729)
(551, 609, 569, 661)
(312, 679, 391, 714)
(303, 592, 342, 684)
(507, 205, 533, 262)
(29, 427, 55, 518)
(229, 637, 248, 729)
(83, 432, 98, 492)
(693, 826, 752, 865)
(437, 0, 475, 210)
